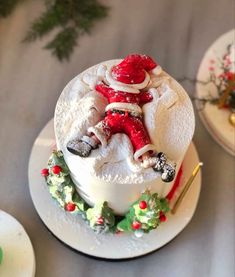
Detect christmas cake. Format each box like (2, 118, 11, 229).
(42, 54, 195, 234)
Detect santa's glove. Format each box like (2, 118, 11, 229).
(67, 136, 98, 157)
(153, 152, 176, 182)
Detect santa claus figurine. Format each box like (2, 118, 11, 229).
(67, 54, 176, 182)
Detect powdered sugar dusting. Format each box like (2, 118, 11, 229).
(54, 59, 194, 214)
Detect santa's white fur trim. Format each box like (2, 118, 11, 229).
(106, 68, 150, 93)
(151, 65, 162, 75)
(81, 136, 98, 149)
(105, 103, 142, 114)
(141, 157, 157, 168)
(88, 122, 109, 147)
(134, 144, 157, 161)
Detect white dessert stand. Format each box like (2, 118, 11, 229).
(196, 29, 235, 156)
(0, 210, 36, 277)
(28, 119, 201, 260)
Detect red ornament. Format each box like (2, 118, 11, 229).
(41, 168, 49, 177)
(132, 221, 142, 230)
(65, 202, 76, 212)
(52, 165, 62, 175)
(159, 211, 167, 222)
(139, 200, 147, 209)
(97, 216, 104, 225)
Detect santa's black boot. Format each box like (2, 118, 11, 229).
(66, 136, 98, 157)
(153, 152, 176, 182)
(153, 152, 167, 171)
(161, 163, 176, 182)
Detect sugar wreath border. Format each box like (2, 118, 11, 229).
(41, 151, 182, 237)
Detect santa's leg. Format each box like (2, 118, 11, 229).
(123, 115, 176, 182)
(153, 152, 176, 182)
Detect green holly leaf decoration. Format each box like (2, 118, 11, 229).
(86, 201, 115, 233)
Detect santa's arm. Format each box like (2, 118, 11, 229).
(95, 83, 111, 99)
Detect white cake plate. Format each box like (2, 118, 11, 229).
(28, 119, 201, 260)
(0, 210, 36, 277)
(196, 29, 235, 156)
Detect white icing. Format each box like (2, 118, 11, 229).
(106, 68, 150, 93)
(54, 59, 195, 214)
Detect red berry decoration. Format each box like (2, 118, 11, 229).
(139, 200, 147, 209)
(41, 168, 49, 177)
(52, 165, 62, 175)
(159, 211, 167, 222)
(65, 203, 76, 212)
(132, 221, 142, 230)
(97, 216, 104, 225)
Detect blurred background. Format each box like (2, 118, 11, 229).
(0, 1, 234, 276)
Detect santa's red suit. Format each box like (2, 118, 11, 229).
(87, 54, 162, 161)
(66, 54, 177, 182)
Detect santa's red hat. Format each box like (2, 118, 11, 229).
(111, 54, 161, 84)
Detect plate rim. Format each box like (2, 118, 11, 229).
(195, 29, 235, 156)
(28, 119, 201, 260)
(0, 210, 36, 276)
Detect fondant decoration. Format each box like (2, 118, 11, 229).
(117, 190, 169, 234)
(44, 150, 87, 212)
(55, 57, 195, 214)
(66, 54, 176, 182)
(86, 202, 115, 233)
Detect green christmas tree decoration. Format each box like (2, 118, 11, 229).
(42, 151, 170, 235)
(117, 191, 170, 233)
(45, 150, 87, 213)
(86, 202, 115, 233)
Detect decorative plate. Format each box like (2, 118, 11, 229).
(28, 119, 201, 260)
(0, 210, 36, 277)
(196, 29, 235, 156)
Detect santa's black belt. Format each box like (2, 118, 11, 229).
(105, 109, 142, 119)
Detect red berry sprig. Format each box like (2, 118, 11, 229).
(41, 168, 49, 177)
(51, 165, 62, 175)
(159, 211, 167, 222)
(65, 202, 76, 212)
(132, 221, 142, 230)
(139, 200, 147, 209)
